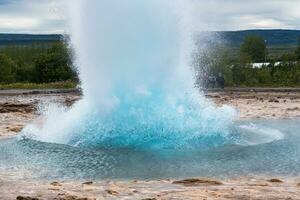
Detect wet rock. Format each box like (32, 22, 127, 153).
(247, 183, 269, 187)
(16, 196, 40, 200)
(9, 125, 24, 133)
(64, 97, 80, 107)
(106, 189, 119, 195)
(54, 194, 95, 200)
(173, 178, 222, 186)
(268, 178, 283, 183)
(286, 107, 299, 111)
(48, 187, 60, 191)
(269, 98, 279, 103)
(0, 103, 35, 113)
(51, 181, 62, 186)
(82, 181, 93, 185)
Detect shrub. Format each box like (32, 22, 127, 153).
(0, 54, 17, 83)
(35, 42, 76, 83)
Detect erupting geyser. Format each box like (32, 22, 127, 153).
(22, 0, 236, 149)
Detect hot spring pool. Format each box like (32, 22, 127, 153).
(1, 119, 300, 181)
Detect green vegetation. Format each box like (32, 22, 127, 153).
(228, 63, 300, 87)
(1, 32, 300, 89)
(0, 54, 16, 83)
(35, 43, 76, 83)
(0, 81, 77, 90)
(0, 41, 78, 89)
(195, 35, 300, 88)
(296, 38, 300, 60)
(241, 36, 266, 62)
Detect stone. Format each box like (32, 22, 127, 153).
(105, 189, 119, 195)
(141, 198, 157, 200)
(173, 178, 222, 186)
(286, 107, 299, 111)
(16, 196, 40, 200)
(269, 98, 279, 103)
(54, 194, 95, 200)
(82, 181, 93, 185)
(268, 178, 283, 183)
(9, 126, 24, 133)
(51, 181, 62, 186)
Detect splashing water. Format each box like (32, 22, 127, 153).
(21, 0, 237, 150)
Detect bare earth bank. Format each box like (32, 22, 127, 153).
(1, 88, 300, 200)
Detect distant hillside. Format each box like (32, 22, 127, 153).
(1, 29, 300, 48)
(217, 29, 300, 46)
(0, 34, 63, 46)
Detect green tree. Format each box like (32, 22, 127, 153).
(1, 45, 47, 82)
(0, 54, 16, 83)
(280, 53, 297, 62)
(296, 37, 300, 60)
(241, 35, 267, 62)
(35, 42, 76, 83)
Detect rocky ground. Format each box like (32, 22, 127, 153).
(1, 88, 300, 199)
(1, 88, 300, 139)
(0, 90, 80, 139)
(1, 177, 300, 200)
(206, 88, 300, 119)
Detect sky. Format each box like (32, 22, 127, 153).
(0, 0, 299, 34)
(0, 0, 67, 33)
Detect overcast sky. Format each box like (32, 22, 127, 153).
(0, 0, 299, 34)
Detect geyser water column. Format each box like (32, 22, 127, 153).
(22, 0, 236, 149)
(72, 0, 193, 104)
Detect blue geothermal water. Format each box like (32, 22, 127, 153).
(21, 0, 237, 149)
(0, 120, 297, 181)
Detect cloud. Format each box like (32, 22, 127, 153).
(0, 0, 299, 33)
(0, 0, 15, 5)
(0, 17, 40, 29)
(187, 0, 300, 31)
(0, 0, 68, 33)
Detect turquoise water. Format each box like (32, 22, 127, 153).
(1, 119, 300, 181)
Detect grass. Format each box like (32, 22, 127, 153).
(0, 81, 78, 90)
(267, 45, 297, 59)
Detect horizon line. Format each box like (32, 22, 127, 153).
(1, 29, 300, 35)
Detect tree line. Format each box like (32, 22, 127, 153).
(0, 35, 300, 88)
(0, 41, 77, 84)
(195, 35, 300, 87)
